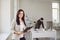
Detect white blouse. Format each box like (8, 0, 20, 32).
(11, 19, 26, 40)
(19, 21, 26, 38)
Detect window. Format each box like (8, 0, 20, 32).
(52, 3, 59, 23)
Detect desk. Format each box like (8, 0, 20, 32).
(30, 29, 56, 40)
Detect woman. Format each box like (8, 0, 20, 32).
(11, 9, 29, 40)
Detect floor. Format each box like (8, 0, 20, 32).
(0, 33, 10, 40)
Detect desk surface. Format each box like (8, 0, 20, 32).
(30, 28, 56, 38)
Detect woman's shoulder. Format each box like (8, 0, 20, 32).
(11, 19, 16, 23)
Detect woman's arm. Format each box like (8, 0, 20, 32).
(14, 31, 23, 35)
(11, 19, 16, 34)
(11, 19, 24, 35)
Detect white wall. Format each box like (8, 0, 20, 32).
(59, 2, 60, 23)
(10, 0, 14, 21)
(0, 0, 10, 33)
(0, 0, 1, 32)
(19, 0, 52, 27)
(0, 0, 18, 33)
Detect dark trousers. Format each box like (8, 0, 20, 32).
(20, 37, 26, 40)
(36, 38, 39, 40)
(38, 25, 44, 29)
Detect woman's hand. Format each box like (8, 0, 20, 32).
(27, 29, 30, 32)
(14, 31, 23, 35)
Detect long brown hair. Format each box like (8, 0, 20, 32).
(16, 9, 26, 25)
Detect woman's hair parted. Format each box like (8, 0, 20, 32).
(16, 9, 26, 26)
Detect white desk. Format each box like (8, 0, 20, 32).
(30, 29, 56, 40)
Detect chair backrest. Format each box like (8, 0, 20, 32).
(46, 21, 53, 30)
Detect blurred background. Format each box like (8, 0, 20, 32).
(0, 0, 60, 40)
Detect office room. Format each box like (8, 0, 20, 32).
(0, 0, 60, 40)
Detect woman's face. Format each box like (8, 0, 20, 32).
(18, 11, 23, 19)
